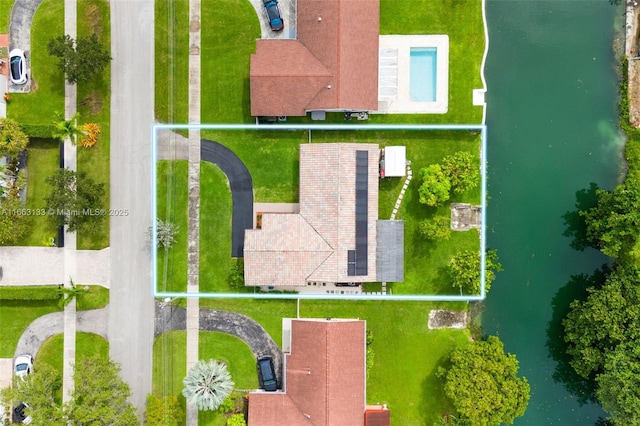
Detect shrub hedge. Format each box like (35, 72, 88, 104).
(0, 285, 61, 300)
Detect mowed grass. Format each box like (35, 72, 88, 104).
(16, 138, 59, 246)
(157, 160, 188, 293)
(35, 332, 109, 403)
(200, 1, 260, 124)
(7, 0, 64, 124)
(76, 0, 111, 249)
(0, 299, 60, 357)
(153, 331, 259, 426)
(199, 162, 238, 293)
(76, 285, 109, 310)
(155, 0, 189, 124)
(299, 300, 470, 425)
(0, 0, 16, 33)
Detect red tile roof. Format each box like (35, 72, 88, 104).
(250, 0, 380, 116)
(248, 319, 367, 426)
(365, 409, 391, 426)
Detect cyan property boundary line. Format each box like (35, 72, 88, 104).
(151, 124, 487, 302)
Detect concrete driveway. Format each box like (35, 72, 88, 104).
(248, 0, 296, 39)
(8, 0, 41, 92)
(201, 140, 254, 258)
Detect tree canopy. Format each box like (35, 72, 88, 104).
(438, 336, 530, 426)
(45, 168, 105, 233)
(448, 249, 502, 294)
(0, 117, 29, 157)
(418, 164, 451, 207)
(0, 193, 31, 245)
(580, 179, 640, 262)
(66, 357, 138, 425)
(419, 215, 451, 240)
(145, 395, 183, 426)
(442, 151, 479, 194)
(47, 34, 111, 84)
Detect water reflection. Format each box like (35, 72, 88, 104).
(545, 267, 610, 405)
(562, 183, 600, 251)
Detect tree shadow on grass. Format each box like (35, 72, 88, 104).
(545, 266, 610, 405)
(562, 183, 600, 251)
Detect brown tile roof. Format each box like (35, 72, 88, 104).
(250, 0, 380, 116)
(364, 409, 391, 426)
(248, 319, 366, 426)
(244, 143, 379, 286)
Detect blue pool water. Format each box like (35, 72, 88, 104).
(409, 47, 437, 102)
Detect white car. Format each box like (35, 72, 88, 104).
(9, 49, 27, 85)
(14, 354, 33, 378)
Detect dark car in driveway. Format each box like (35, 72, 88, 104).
(263, 0, 284, 32)
(257, 357, 277, 391)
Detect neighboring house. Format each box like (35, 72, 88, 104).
(243, 143, 404, 289)
(247, 318, 390, 426)
(250, 0, 380, 117)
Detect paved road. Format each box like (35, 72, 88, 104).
(15, 308, 108, 357)
(155, 302, 283, 386)
(108, 0, 155, 418)
(201, 140, 254, 258)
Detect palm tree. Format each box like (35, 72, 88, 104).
(182, 359, 234, 411)
(53, 112, 84, 145)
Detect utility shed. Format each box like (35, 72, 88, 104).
(375, 220, 404, 282)
(380, 146, 406, 177)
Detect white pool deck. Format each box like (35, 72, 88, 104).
(377, 35, 449, 114)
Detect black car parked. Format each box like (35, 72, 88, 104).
(263, 0, 284, 32)
(257, 357, 277, 391)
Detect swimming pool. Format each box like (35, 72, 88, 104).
(409, 47, 437, 102)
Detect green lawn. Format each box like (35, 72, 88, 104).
(76, 0, 111, 249)
(35, 332, 109, 403)
(157, 160, 189, 293)
(0, 0, 16, 33)
(152, 330, 259, 426)
(0, 299, 60, 357)
(199, 162, 239, 293)
(16, 138, 59, 246)
(155, 0, 189, 124)
(76, 285, 109, 310)
(7, 0, 64, 124)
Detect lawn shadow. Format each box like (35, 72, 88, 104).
(562, 183, 600, 251)
(545, 266, 610, 405)
(420, 349, 455, 425)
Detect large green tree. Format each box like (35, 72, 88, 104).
(66, 357, 138, 425)
(442, 151, 479, 194)
(438, 336, 530, 426)
(448, 249, 502, 294)
(563, 264, 640, 379)
(0, 117, 29, 156)
(0, 363, 65, 425)
(418, 164, 451, 207)
(45, 168, 105, 233)
(580, 179, 640, 261)
(595, 341, 640, 425)
(47, 34, 111, 84)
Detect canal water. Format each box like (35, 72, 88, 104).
(483, 1, 625, 424)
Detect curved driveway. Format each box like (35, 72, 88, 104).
(155, 302, 283, 386)
(15, 308, 108, 357)
(201, 140, 253, 258)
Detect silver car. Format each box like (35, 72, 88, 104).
(9, 49, 27, 85)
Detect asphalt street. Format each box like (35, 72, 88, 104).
(201, 140, 254, 258)
(108, 0, 155, 418)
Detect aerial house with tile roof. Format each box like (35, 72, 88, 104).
(250, 0, 380, 117)
(247, 318, 390, 426)
(243, 143, 404, 290)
